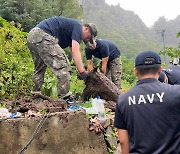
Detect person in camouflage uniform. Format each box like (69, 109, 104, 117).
(27, 16, 97, 101)
(85, 39, 122, 89)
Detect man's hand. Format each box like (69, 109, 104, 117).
(78, 72, 88, 81)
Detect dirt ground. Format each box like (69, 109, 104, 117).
(0, 97, 67, 114)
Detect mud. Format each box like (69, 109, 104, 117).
(0, 96, 67, 113)
(82, 72, 122, 102)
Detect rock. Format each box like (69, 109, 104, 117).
(114, 143, 122, 154)
(101, 114, 114, 129)
(105, 126, 117, 152)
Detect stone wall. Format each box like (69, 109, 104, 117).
(0, 110, 107, 154)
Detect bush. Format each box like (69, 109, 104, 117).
(121, 56, 137, 85)
(0, 17, 34, 98)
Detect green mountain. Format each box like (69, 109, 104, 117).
(82, 0, 179, 59)
(151, 16, 180, 46)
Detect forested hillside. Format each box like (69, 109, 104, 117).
(0, 0, 82, 31)
(83, 0, 180, 59)
(83, 0, 161, 58)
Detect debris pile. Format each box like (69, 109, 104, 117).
(0, 97, 67, 118)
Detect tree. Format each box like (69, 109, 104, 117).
(159, 32, 180, 64)
(0, 0, 82, 31)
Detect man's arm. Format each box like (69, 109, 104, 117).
(117, 129, 129, 154)
(101, 57, 109, 75)
(87, 60, 93, 71)
(71, 40, 85, 73)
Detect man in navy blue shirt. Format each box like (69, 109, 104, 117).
(114, 51, 180, 154)
(27, 16, 97, 101)
(158, 65, 180, 85)
(85, 39, 122, 88)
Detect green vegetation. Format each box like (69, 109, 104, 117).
(0, 102, 6, 108)
(81, 98, 93, 108)
(159, 32, 180, 64)
(0, 17, 33, 98)
(121, 56, 137, 86)
(39, 108, 47, 114)
(0, 0, 82, 31)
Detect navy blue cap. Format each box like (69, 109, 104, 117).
(158, 71, 166, 82)
(135, 51, 161, 67)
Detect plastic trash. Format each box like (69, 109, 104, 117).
(0, 108, 11, 119)
(84, 96, 106, 120)
(92, 98, 99, 114)
(96, 96, 106, 119)
(84, 107, 97, 114)
(68, 105, 82, 111)
(9, 112, 22, 118)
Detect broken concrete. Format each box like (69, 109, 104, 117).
(0, 110, 107, 154)
(82, 72, 122, 102)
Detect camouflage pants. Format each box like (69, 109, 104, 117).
(106, 57, 122, 89)
(27, 28, 71, 98)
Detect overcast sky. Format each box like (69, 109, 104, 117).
(105, 0, 180, 27)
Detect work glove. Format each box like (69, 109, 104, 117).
(77, 72, 88, 81)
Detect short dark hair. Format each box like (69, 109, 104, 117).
(136, 64, 161, 76)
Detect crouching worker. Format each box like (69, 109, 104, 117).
(114, 51, 180, 154)
(85, 39, 122, 89)
(158, 64, 180, 85)
(27, 16, 97, 102)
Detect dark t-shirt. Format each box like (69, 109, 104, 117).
(114, 78, 180, 154)
(85, 39, 120, 62)
(36, 16, 82, 49)
(163, 65, 180, 85)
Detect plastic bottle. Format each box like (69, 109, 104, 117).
(92, 98, 98, 114)
(96, 96, 106, 119)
